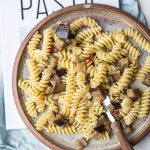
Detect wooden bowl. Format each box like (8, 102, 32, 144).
(12, 4, 150, 150)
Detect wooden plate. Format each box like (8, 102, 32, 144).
(12, 4, 150, 150)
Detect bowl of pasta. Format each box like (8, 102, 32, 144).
(13, 4, 150, 150)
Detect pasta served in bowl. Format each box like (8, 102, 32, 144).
(13, 4, 150, 150)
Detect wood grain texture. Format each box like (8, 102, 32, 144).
(111, 121, 134, 150)
(12, 4, 150, 150)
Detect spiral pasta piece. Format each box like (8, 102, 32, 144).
(123, 101, 140, 125)
(27, 31, 42, 59)
(120, 98, 133, 117)
(94, 33, 115, 49)
(124, 41, 141, 60)
(81, 44, 97, 58)
(18, 79, 30, 91)
(136, 56, 150, 80)
(92, 101, 103, 115)
(61, 73, 76, 108)
(75, 26, 101, 43)
(29, 49, 43, 62)
(37, 60, 48, 69)
(41, 28, 54, 60)
(70, 17, 99, 34)
(90, 63, 109, 88)
(85, 59, 96, 78)
(45, 125, 77, 135)
(111, 30, 126, 43)
(83, 122, 95, 140)
(70, 72, 88, 117)
(25, 99, 37, 118)
(79, 35, 94, 48)
(93, 56, 102, 66)
(69, 87, 88, 117)
(58, 50, 72, 69)
(75, 99, 90, 124)
(70, 18, 84, 34)
(35, 109, 52, 131)
(81, 17, 99, 27)
(31, 68, 51, 93)
(36, 101, 45, 113)
(46, 98, 58, 111)
(35, 97, 58, 130)
(110, 66, 134, 94)
(26, 59, 41, 82)
(124, 27, 150, 53)
(89, 106, 98, 128)
(60, 105, 70, 117)
(138, 88, 150, 118)
(76, 72, 86, 87)
(73, 120, 83, 133)
(96, 44, 127, 63)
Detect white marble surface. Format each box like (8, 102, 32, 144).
(134, 1, 150, 150)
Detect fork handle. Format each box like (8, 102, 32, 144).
(111, 121, 134, 150)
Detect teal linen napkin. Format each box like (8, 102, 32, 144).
(0, 0, 146, 149)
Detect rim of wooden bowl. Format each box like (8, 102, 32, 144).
(12, 4, 150, 150)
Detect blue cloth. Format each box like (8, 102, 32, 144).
(0, 0, 146, 149)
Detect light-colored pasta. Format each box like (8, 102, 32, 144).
(124, 27, 150, 53)
(96, 43, 127, 63)
(120, 98, 133, 117)
(36, 100, 45, 113)
(60, 105, 70, 117)
(45, 125, 77, 135)
(41, 27, 54, 60)
(73, 120, 83, 133)
(18, 79, 30, 92)
(85, 59, 96, 78)
(93, 55, 102, 66)
(18, 17, 150, 145)
(80, 17, 99, 27)
(27, 31, 42, 60)
(25, 99, 37, 118)
(124, 101, 140, 125)
(57, 50, 72, 69)
(81, 44, 97, 58)
(75, 26, 101, 43)
(92, 101, 103, 115)
(37, 60, 48, 69)
(90, 63, 109, 88)
(75, 99, 89, 124)
(138, 88, 150, 118)
(35, 97, 58, 131)
(94, 33, 115, 49)
(26, 59, 41, 82)
(124, 41, 141, 60)
(111, 30, 126, 43)
(70, 17, 99, 34)
(60, 73, 76, 108)
(79, 35, 94, 48)
(31, 68, 51, 93)
(89, 106, 98, 128)
(83, 122, 95, 140)
(110, 66, 134, 94)
(35, 109, 52, 131)
(70, 72, 88, 117)
(136, 56, 150, 80)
